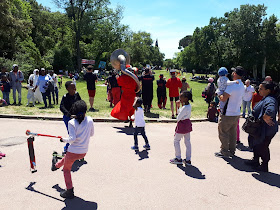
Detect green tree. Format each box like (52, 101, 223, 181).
(55, 0, 112, 71)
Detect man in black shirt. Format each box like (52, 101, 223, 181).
(83, 65, 97, 111)
(157, 74, 167, 109)
(107, 71, 121, 107)
(139, 68, 154, 113)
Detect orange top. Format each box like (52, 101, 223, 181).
(166, 77, 182, 97)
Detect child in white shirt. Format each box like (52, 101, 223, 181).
(170, 91, 193, 166)
(52, 100, 94, 199)
(216, 67, 238, 112)
(26, 80, 35, 106)
(131, 97, 150, 150)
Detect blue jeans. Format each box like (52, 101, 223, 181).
(63, 115, 71, 152)
(242, 100, 251, 117)
(2, 92, 10, 104)
(51, 87, 59, 104)
(42, 91, 51, 107)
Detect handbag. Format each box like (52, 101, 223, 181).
(242, 115, 262, 137)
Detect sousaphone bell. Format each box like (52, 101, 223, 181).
(110, 49, 141, 93)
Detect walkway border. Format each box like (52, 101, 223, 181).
(0, 114, 208, 123)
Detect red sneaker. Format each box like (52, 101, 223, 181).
(0, 152, 6, 157)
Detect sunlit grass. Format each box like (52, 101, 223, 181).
(0, 71, 213, 119)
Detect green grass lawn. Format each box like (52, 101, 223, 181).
(0, 71, 213, 119)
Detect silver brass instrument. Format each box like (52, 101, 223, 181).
(110, 49, 141, 93)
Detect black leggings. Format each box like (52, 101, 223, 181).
(253, 134, 275, 164)
(134, 127, 149, 146)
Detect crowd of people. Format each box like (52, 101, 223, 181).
(0, 63, 279, 200)
(0, 65, 63, 108)
(203, 66, 279, 173)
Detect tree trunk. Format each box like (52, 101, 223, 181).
(262, 56, 266, 79)
(253, 65, 257, 79)
(76, 28, 81, 72)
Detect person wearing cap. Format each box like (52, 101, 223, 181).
(9, 64, 24, 105)
(157, 74, 167, 109)
(242, 79, 255, 118)
(215, 66, 245, 158)
(33, 68, 53, 108)
(216, 67, 238, 113)
(264, 76, 272, 82)
(166, 70, 182, 119)
(83, 65, 98, 112)
(138, 68, 154, 113)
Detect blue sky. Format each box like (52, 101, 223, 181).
(37, 0, 280, 59)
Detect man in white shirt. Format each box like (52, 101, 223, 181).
(242, 79, 255, 118)
(215, 66, 245, 158)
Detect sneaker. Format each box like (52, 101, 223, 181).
(18, 102, 22, 105)
(89, 107, 95, 112)
(170, 158, 183, 165)
(51, 156, 58, 171)
(0, 152, 6, 157)
(131, 145, 139, 150)
(214, 152, 230, 158)
(143, 144, 150, 150)
(183, 159, 191, 166)
(12, 102, 17, 105)
(171, 115, 176, 119)
(60, 187, 74, 199)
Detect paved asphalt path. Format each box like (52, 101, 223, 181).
(0, 118, 279, 210)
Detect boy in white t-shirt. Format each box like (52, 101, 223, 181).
(131, 97, 150, 150)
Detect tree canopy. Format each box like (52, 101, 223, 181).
(176, 4, 280, 81)
(0, 0, 164, 77)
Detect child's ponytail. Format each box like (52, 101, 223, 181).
(70, 100, 87, 124)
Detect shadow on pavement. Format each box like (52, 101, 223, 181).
(224, 155, 280, 188)
(113, 127, 134, 135)
(134, 149, 149, 160)
(252, 172, 280, 188)
(52, 184, 98, 209)
(223, 155, 256, 172)
(177, 165, 206, 179)
(26, 182, 64, 202)
(236, 143, 252, 152)
(71, 159, 88, 172)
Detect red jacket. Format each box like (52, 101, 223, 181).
(166, 77, 182, 97)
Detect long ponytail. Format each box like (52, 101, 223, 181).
(70, 100, 87, 124)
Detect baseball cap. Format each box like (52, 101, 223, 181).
(218, 67, 228, 76)
(231, 66, 244, 76)
(170, 69, 176, 73)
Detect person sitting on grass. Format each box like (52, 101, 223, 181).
(60, 81, 81, 154)
(52, 100, 94, 199)
(131, 97, 150, 151)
